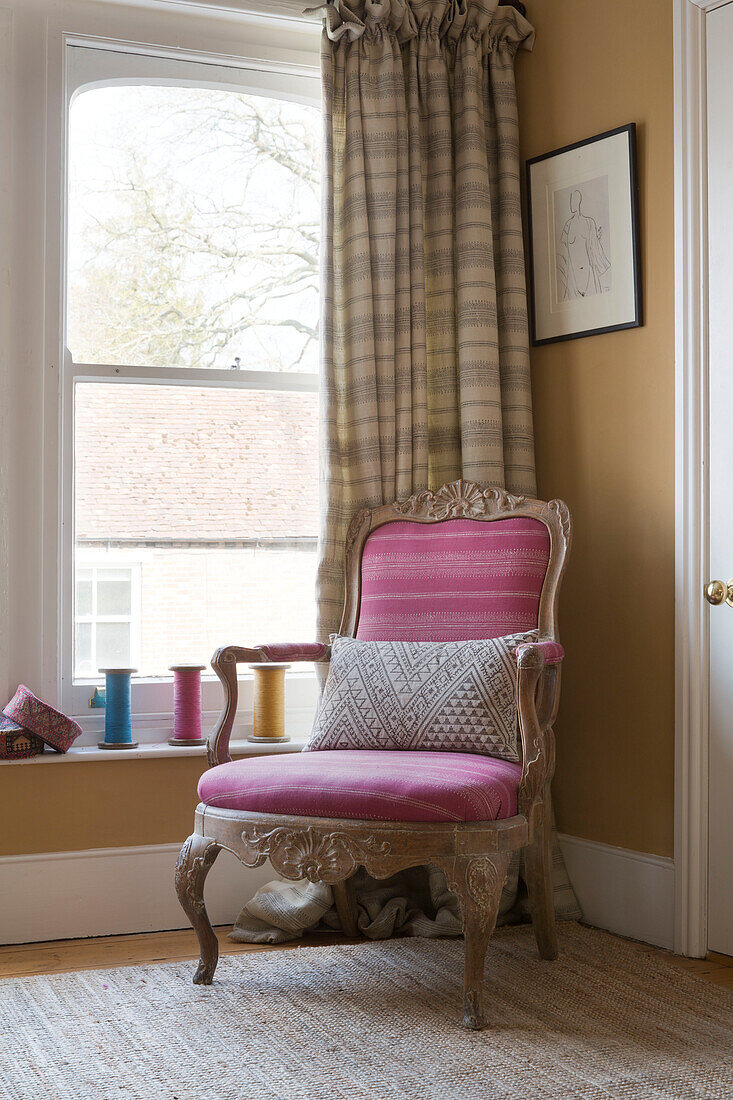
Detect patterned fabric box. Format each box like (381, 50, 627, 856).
(0, 715, 45, 760)
(2, 686, 82, 753)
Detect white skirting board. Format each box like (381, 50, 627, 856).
(0, 844, 278, 945)
(1, 835, 676, 949)
(559, 833, 675, 950)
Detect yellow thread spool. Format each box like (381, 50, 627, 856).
(247, 663, 291, 743)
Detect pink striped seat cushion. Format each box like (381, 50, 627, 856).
(357, 517, 550, 641)
(197, 750, 521, 823)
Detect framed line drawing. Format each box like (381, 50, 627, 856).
(526, 123, 642, 345)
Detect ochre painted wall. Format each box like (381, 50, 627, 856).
(516, 0, 675, 855)
(0, 757, 207, 857)
(0, 0, 675, 862)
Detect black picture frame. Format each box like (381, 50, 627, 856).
(525, 123, 643, 346)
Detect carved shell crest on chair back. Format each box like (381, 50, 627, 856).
(339, 479, 571, 644)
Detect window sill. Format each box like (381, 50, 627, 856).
(68, 701, 317, 748)
(0, 738, 307, 766)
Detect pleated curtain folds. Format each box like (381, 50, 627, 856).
(317, 0, 537, 638)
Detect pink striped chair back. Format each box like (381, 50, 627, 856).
(355, 516, 550, 642)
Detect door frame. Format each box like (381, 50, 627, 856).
(674, 0, 732, 958)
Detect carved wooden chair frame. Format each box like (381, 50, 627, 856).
(176, 479, 571, 1029)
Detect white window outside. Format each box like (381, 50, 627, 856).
(74, 561, 141, 677)
(61, 43, 321, 721)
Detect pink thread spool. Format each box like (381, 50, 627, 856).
(168, 664, 206, 746)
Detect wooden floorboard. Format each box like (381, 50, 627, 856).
(635, 943, 733, 986)
(1, 925, 731, 984)
(0, 927, 358, 980)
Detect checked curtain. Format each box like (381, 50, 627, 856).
(316, 0, 537, 637)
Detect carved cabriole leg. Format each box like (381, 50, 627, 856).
(175, 834, 221, 985)
(524, 783, 559, 961)
(332, 879, 359, 937)
(440, 853, 510, 1030)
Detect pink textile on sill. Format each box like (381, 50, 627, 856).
(2, 685, 82, 753)
(356, 517, 550, 641)
(198, 749, 521, 823)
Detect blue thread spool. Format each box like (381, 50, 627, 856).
(97, 668, 138, 750)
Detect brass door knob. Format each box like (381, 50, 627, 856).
(705, 579, 733, 606)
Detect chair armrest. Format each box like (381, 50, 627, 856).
(257, 642, 331, 663)
(515, 642, 563, 828)
(515, 639, 564, 665)
(208, 643, 331, 767)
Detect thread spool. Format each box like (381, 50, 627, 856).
(98, 669, 138, 749)
(248, 663, 290, 743)
(168, 664, 206, 746)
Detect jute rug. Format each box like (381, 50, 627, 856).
(1, 924, 732, 1100)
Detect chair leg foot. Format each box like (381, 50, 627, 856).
(525, 788, 559, 961)
(462, 929, 492, 1029)
(175, 834, 221, 985)
(443, 854, 509, 1030)
(462, 989, 487, 1030)
(193, 959, 216, 986)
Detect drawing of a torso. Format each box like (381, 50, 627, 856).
(558, 189, 611, 300)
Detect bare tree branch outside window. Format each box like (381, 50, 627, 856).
(67, 86, 321, 372)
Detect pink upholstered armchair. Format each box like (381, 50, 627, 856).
(176, 479, 571, 1029)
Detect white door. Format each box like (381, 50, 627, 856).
(706, 0, 733, 957)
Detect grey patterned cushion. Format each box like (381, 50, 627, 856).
(306, 632, 537, 762)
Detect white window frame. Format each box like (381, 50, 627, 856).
(57, 35, 321, 723)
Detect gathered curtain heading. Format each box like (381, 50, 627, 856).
(316, 0, 535, 48)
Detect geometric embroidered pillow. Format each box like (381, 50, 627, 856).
(305, 631, 538, 763)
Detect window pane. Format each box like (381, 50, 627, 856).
(75, 622, 92, 676)
(67, 85, 320, 372)
(96, 622, 132, 670)
(76, 570, 93, 617)
(74, 382, 317, 678)
(97, 570, 132, 616)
